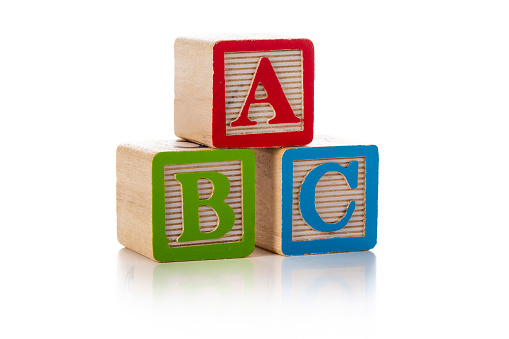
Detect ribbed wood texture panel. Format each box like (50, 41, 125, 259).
(164, 161, 243, 247)
(292, 157, 366, 241)
(224, 50, 304, 135)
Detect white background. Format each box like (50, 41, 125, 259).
(1, 1, 508, 338)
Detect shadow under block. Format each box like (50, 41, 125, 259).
(254, 137, 379, 255)
(116, 139, 255, 262)
(174, 35, 314, 148)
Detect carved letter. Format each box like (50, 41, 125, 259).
(299, 161, 359, 233)
(175, 171, 235, 242)
(230, 57, 300, 127)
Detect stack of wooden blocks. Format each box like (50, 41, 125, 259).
(117, 35, 379, 262)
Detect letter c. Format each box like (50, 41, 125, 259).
(299, 161, 359, 233)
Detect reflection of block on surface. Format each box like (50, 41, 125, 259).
(116, 248, 255, 311)
(174, 35, 314, 148)
(152, 256, 255, 309)
(254, 137, 379, 255)
(116, 139, 255, 262)
(281, 251, 376, 327)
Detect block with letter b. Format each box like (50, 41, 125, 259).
(254, 137, 379, 255)
(116, 140, 255, 262)
(174, 35, 314, 148)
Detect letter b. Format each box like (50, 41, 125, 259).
(175, 171, 235, 243)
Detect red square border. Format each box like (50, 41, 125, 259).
(212, 39, 314, 148)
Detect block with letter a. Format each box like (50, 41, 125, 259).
(253, 137, 379, 255)
(174, 35, 314, 148)
(116, 139, 255, 262)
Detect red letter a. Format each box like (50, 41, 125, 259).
(230, 57, 300, 127)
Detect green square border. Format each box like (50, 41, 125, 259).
(152, 149, 255, 262)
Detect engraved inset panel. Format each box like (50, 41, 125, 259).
(164, 161, 243, 247)
(224, 50, 303, 135)
(292, 157, 366, 241)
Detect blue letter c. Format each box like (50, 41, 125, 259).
(299, 161, 359, 233)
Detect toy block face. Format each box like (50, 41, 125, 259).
(213, 39, 314, 148)
(152, 145, 255, 261)
(280, 145, 378, 255)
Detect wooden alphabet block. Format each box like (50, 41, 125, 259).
(116, 139, 255, 262)
(174, 35, 314, 148)
(254, 137, 378, 255)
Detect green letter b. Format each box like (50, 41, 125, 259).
(174, 171, 235, 243)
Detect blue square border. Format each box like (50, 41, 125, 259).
(281, 145, 379, 255)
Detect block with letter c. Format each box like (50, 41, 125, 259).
(253, 137, 378, 255)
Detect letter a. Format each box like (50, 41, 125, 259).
(174, 171, 235, 242)
(230, 57, 301, 127)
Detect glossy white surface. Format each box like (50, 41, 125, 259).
(1, 1, 508, 338)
